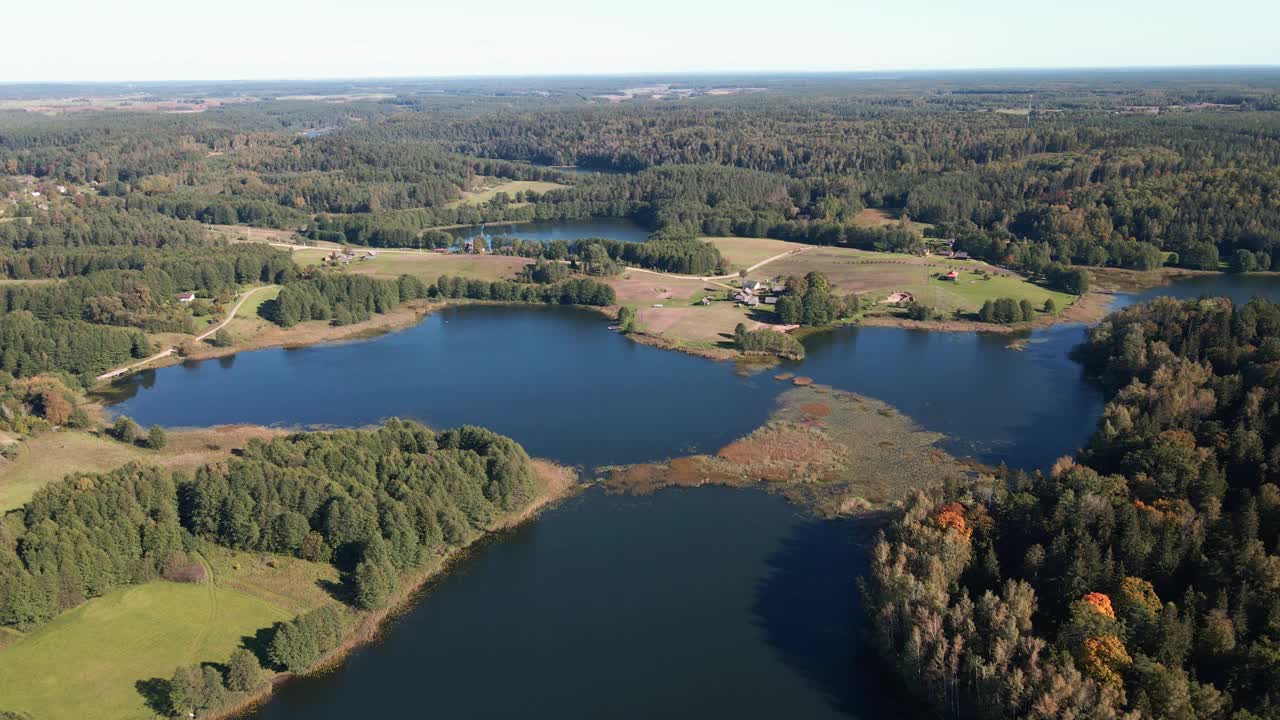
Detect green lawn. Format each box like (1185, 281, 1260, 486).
(0, 577, 292, 720)
(236, 285, 281, 319)
(889, 270, 1076, 318)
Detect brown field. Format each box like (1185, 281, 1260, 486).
(634, 304, 750, 345)
(608, 272, 721, 308)
(208, 224, 311, 246)
(852, 207, 934, 234)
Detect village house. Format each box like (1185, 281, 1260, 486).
(941, 270, 959, 281)
(952, 252, 970, 260)
(176, 292, 196, 303)
(742, 279, 765, 295)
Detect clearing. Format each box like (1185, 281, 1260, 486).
(852, 207, 934, 234)
(705, 236, 801, 272)
(208, 224, 308, 246)
(0, 426, 287, 512)
(235, 284, 282, 318)
(292, 248, 532, 285)
(0, 551, 335, 720)
(446, 179, 568, 208)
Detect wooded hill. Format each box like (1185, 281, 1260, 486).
(864, 297, 1280, 719)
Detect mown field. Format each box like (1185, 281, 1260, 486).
(236, 284, 282, 318)
(704, 236, 800, 271)
(293, 248, 532, 285)
(0, 548, 335, 720)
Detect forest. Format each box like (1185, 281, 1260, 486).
(0, 419, 540, 715)
(864, 297, 1280, 719)
(5, 73, 1280, 280)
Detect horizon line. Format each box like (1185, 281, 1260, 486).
(4, 63, 1280, 87)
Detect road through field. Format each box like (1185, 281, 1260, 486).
(96, 285, 276, 382)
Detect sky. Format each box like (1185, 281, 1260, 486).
(4, 0, 1279, 83)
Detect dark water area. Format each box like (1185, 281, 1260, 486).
(1118, 272, 1280, 309)
(99, 267, 1279, 720)
(105, 274, 1280, 473)
(102, 304, 1098, 473)
(446, 217, 650, 245)
(248, 488, 902, 720)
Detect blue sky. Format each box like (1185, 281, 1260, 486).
(4, 0, 1278, 82)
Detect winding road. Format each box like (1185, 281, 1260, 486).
(95, 285, 276, 382)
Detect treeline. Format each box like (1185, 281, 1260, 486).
(569, 234, 723, 275)
(263, 270, 616, 328)
(0, 419, 539, 631)
(0, 242, 293, 284)
(773, 272, 863, 326)
(977, 297, 1040, 324)
(0, 313, 150, 380)
(732, 323, 805, 360)
(263, 273, 418, 327)
(0, 206, 209, 250)
(865, 296, 1280, 719)
(430, 274, 615, 306)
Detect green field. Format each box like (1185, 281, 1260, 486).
(0, 432, 149, 512)
(446, 179, 567, 207)
(704, 236, 800, 271)
(900, 270, 1076, 317)
(236, 284, 282, 318)
(0, 576, 290, 720)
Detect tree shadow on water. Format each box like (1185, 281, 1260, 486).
(135, 677, 172, 716)
(751, 514, 920, 719)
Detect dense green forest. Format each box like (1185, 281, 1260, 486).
(865, 297, 1280, 719)
(0, 417, 538, 627)
(6, 72, 1280, 277)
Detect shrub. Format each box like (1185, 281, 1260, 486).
(111, 415, 140, 444)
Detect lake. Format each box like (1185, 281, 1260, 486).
(102, 269, 1279, 719)
(247, 487, 905, 720)
(446, 218, 650, 245)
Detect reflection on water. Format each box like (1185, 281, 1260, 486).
(102, 271, 1280, 719)
(446, 217, 650, 244)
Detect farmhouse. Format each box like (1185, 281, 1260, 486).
(742, 280, 765, 295)
(176, 292, 196, 303)
(941, 270, 959, 281)
(884, 292, 914, 304)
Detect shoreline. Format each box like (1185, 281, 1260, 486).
(205, 460, 579, 720)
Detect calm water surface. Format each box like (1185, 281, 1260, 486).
(446, 217, 650, 245)
(103, 269, 1279, 719)
(249, 488, 900, 720)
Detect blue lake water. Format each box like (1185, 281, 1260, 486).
(446, 217, 650, 245)
(99, 269, 1280, 720)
